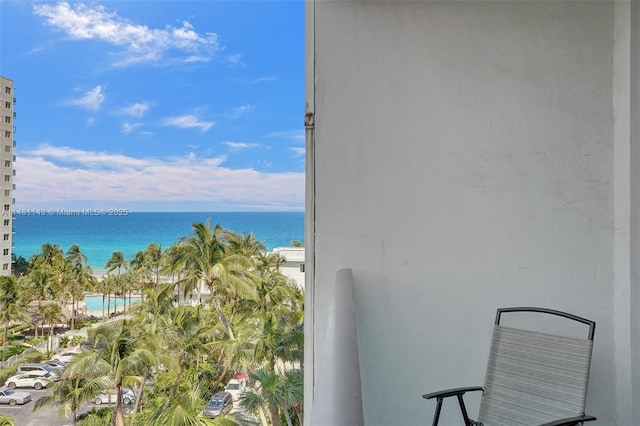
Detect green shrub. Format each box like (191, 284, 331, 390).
(0, 365, 18, 384)
(2, 344, 28, 359)
(153, 369, 177, 393)
(22, 351, 44, 363)
(7, 324, 29, 334)
(76, 408, 111, 426)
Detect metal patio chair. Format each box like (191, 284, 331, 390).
(423, 307, 596, 426)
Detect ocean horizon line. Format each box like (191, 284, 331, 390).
(12, 211, 305, 271)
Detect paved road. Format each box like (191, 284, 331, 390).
(0, 387, 99, 426)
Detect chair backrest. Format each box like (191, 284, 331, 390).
(477, 307, 595, 426)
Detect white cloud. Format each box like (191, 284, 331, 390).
(33, 2, 221, 67)
(118, 102, 149, 119)
(67, 86, 105, 111)
(268, 129, 305, 143)
(162, 114, 214, 132)
(228, 103, 254, 119)
(290, 147, 305, 156)
(223, 53, 244, 67)
(251, 76, 277, 84)
(223, 141, 259, 150)
(14, 145, 304, 210)
(122, 123, 141, 134)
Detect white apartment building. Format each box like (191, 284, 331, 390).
(0, 76, 15, 275)
(271, 246, 305, 289)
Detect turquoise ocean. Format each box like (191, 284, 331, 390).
(12, 212, 304, 276)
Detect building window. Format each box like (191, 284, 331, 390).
(4, 145, 10, 153)
(2, 264, 8, 271)
(4, 175, 9, 182)
(4, 160, 10, 168)
(3, 219, 8, 226)
(3, 234, 9, 241)
(3, 190, 9, 197)
(3, 131, 10, 138)
(3, 205, 8, 212)
(4, 117, 10, 124)
(4, 87, 10, 94)
(4, 102, 10, 109)
(2, 249, 7, 256)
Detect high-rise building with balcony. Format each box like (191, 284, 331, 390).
(0, 76, 15, 275)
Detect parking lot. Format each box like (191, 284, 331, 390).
(1, 386, 258, 425)
(0, 386, 79, 426)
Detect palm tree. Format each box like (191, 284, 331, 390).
(126, 296, 177, 423)
(23, 266, 59, 338)
(100, 274, 120, 318)
(34, 375, 103, 426)
(279, 369, 303, 425)
(117, 271, 134, 313)
(31, 243, 65, 272)
(106, 251, 128, 275)
(0, 414, 16, 426)
(94, 277, 109, 319)
(0, 276, 28, 363)
(62, 253, 96, 330)
(146, 385, 237, 426)
(38, 302, 64, 354)
(144, 243, 163, 286)
(240, 369, 303, 426)
(11, 254, 30, 277)
(68, 320, 156, 426)
(130, 249, 153, 293)
(273, 317, 304, 376)
(240, 369, 282, 426)
(65, 244, 88, 270)
(165, 305, 215, 396)
(226, 232, 266, 258)
(169, 220, 257, 340)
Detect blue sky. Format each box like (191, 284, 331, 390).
(0, 1, 305, 212)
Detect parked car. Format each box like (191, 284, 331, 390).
(224, 377, 247, 401)
(52, 350, 81, 364)
(0, 387, 32, 405)
(93, 388, 135, 405)
(44, 360, 67, 371)
(17, 363, 61, 381)
(5, 373, 51, 390)
(203, 391, 233, 418)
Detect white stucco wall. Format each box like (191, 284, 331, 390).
(272, 246, 306, 288)
(307, 1, 637, 425)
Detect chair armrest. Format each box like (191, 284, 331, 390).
(422, 386, 484, 400)
(539, 415, 597, 426)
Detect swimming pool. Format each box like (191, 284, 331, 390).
(83, 295, 142, 313)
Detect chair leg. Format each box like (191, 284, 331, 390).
(456, 394, 472, 426)
(432, 397, 443, 426)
